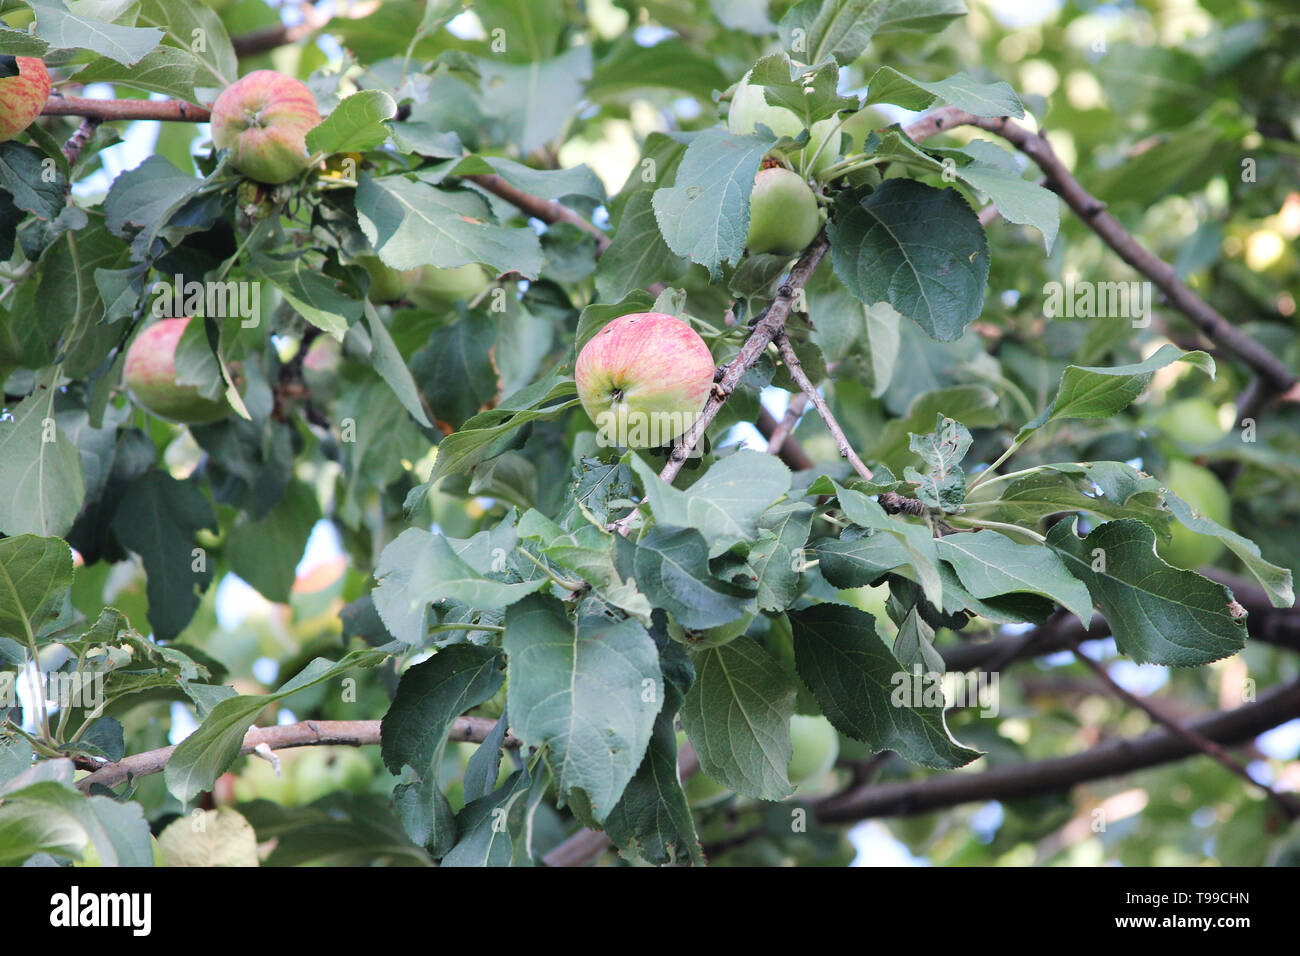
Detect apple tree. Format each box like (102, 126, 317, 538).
(0, 0, 1297, 868)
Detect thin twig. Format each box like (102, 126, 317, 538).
(60, 117, 101, 165)
(764, 392, 811, 457)
(773, 330, 872, 480)
(1067, 636, 1300, 820)
(76, 717, 518, 793)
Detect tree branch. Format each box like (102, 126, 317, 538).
(76, 717, 518, 793)
(774, 330, 873, 479)
(42, 95, 211, 123)
(814, 674, 1300, 823)
(1066, 636, 1300, 819)
(658, 232, 830, 485)
(463, 173, 611, 253)
(905, 106, 1298, 396)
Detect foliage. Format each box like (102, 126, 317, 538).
(0, 0, 1297, 868)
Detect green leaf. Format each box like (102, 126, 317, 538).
(748, 53, 857, 125)
(651, 128, 774, 277)
(135, 0, 237, 88)
(828, 179, 989, 342)
(680, 639, 797, 801)
(1161, 492, 1293, 608)
(165, 650, 387, 803)
(832, 482, 944, 607)
(356, 174, 543, 277)
(29, 0, 162, 66)
(72, 45, 200, 101)
(936, 529, 1094, 623)
(110, 471, 216, 641)
(632, 526, 752, 630)
(905, 414, 971, 512)
(1018, 345, 1215, 441)
(0, 383, 86, 538)
(361, 302, 434, 427)
(589, 34, 729, 101)
(422, 378, 579, 489)
(0, 535, 72, 648)
(372, 528, 548, 646)
(224, 481, 321, 604)
(307, 89, 397, 155)
(865, 66, 1024, 117)
(790, 603, 981, 768)
(1046, 518, 1247, 666)
(250, 251, 360, 339)
(0, 801, 87, 866)
(0, 143, 66, 221)
(628, 450, 793, 558)
(441, 768, 543, 866)
(503, 595, 662, 824)
(381, 644, 504, 856)
(475, 47, 592, 155)
(747, 500, 816, 612)
(604, 641, 703, 865)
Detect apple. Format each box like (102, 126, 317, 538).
(290, 746, 374, 804)
(355, 254, 420, 303)
(747, 167, 820, 257)
(1157, 459, 1232, 569)
(122, 317, 233, 425)
(575, 311, 716, 450)
(0, 57, 50, 142)
(728, 71, 841, 176)
(787, 714, 838, 788)
(668, 612, 754, 649)
(408, 263, 492, 309)
(1155, 398, 1230, 446)
(211, 69, 321, 184)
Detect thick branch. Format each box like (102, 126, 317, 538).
(77, 717, 517, 793)
(905, 106, 1298, 396)
(815, 675, 1300, 823)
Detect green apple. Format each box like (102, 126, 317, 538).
(355, 254, 420, 303)
(408, 263, 491, 309)
(747, 167, 820, 257)
(838, 107, 893, 151)
(1155, 398, 1230, 446)
(575, 311, 716, 450)
(211, 69, 321, 184)
(122, 317, 233, 425)
(0, 56, 50, 142)
(290, 746, 374, 804)
(788, 714, 839, 787)
(1157, 459, 1232, 569)
(728, 71, 842, 176)
(667, 612, 754, 648)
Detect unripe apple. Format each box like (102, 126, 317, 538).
(728, 71, 841, 176)
(0, 57, 50, 142)
(211, 69, 321, 184)
(1155, 398, 1230, 446)
(408, 263, 491, 309)
(747, 167, 820, 257)
(575, 311, 715, 450)
(787, 714, 839, 787)
(122, 317, 233, 425)
(355, 254, 420, 303)
(668, 612, 754, 649)
(1157, 460, 1231, 569)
